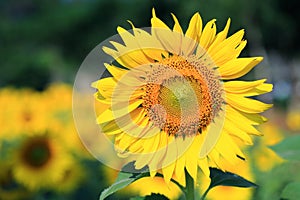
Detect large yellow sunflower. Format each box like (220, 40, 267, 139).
(93, 9, 272, 186)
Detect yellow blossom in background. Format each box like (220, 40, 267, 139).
(0, 84, 90, 195)
(253, 122, 284, 171)
(286, 110, 300, 131)
(43, 83, 91, 158)
(0, 160, 31, 200)
(51, 162, 86, 193)
(0, 88, 47, 141)
(12, 132, 73, 191)
(93, 8, 272, 186)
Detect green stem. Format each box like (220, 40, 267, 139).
(184, 169, 195, 200)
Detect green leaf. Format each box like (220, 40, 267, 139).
(209, 168, 257, 188)
(270, 135, 300, 161)
(281, 182, 300, 199)
(99, 162, 149, 200)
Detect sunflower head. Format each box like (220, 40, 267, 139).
(93, 8, 273, 184)
(12, 133, 72, 190)
(20, 137, 52, 169)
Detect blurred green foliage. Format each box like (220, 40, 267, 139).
(0, 0, 299, 90)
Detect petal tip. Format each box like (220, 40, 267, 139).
(152, 8, 156, 17)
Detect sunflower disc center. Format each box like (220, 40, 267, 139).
(142, 55, 221, 137)
(159, 76, 202, 119)
(21, 138, 52, 168)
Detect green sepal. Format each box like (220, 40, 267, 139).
(209, 167, 257, 188)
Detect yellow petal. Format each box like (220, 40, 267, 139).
(102, 46, 138, 68)
(116, 109, 151, 137)
(186, 136, 202, 181)
(110, 99, 144, 118)
(97, 99, 143, 123)
(200, 107, 225, 158)
(226, 105, 267, 125)
(162, 161, 176, 184)
(224, 119, 253, 145)
(100, 120, 122, 135)
(126, 21, 167, 61)
(185, 12, 202, 42)
(91, 78, 117, 98)
(215, 133, 244, 165)
(171, 13, 183, 33)
(151, 8, 170, 29)
(218, 57, 263, 80)
(151, 9, 181, 55)
(209, 29, 244, 56)
(94, 92, 111, 105)
(226, 106, 262, 135)
(226, 93, 273, 113)
(91, 77, 116, 90)
(174, 137, 191, 184)
(148, 132, 168, 170)
(116, 26, 155, 63)
(224, 79, 273, 96)
(209, 29, 245, 66)
(149, 169, 157, 178)
(208, 18, 231, 51)
(105, 63, 127, 80)
(182, 12, 202, 56)
(116, 133, 139, 152)
(198, 19, 217, 51)
(207, 149, 221, 169)
(198, 157, 210, 177)
(174, 154, 186, 186)
(110, 40, 153, 67)
(135, 133, 161, 169)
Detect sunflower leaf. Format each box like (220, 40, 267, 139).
(209, 167, 257, 188)
(270, 135, 300, 161)
(281, 182, 300, 199)
(99, 162, 149, 200)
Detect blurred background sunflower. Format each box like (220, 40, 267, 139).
(1, 0, 300, 199)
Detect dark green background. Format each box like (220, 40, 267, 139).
(1, 0, 299, 91)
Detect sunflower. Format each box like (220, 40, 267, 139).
(12, 132, 72, 191)
(93, 9, 272, 185)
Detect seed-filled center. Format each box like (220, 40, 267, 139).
(21, 138, 52, 168)
(159, 76, 202, 119)
(142, 55, 221, 137)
